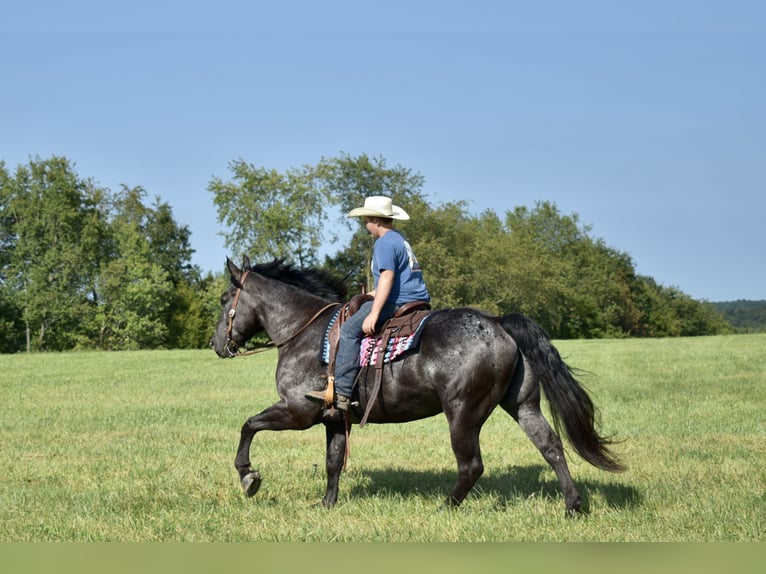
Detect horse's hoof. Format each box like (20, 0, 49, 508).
(565, 506, 585, 519)
(241, 471, 262, 498)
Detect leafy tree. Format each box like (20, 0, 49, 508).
(315, 152, 427, 226)
(661, 285, 732, 336)
(1, 157, 231, 351)
(167, 272, 221, 349)
(399, 201, 499, 310)
(317, 153, 428, 288)
(94, 185, 194, 350)
(498, 202, 587, 336)
(209, 154, 732, 339)
(209, 160, 331, 266)
(0, 161, 13, 267)
(0, 157, 109, 351)
(209, 153, 428, 282)
(138, 190, 205, 348)
(143, 196, 197, 285)
(95, 244, 172, 349)
(0, 162, 22, 352)
(0, 152, 734, 351)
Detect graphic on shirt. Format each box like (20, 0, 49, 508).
(403, 240, 422, 272)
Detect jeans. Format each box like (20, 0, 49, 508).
(334, 300, 397, 398)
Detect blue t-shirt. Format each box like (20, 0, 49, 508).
(372, 230, 430, 305)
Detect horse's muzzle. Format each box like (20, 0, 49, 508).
(223, 337, 240, 358)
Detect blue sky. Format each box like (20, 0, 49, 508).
(2, 0, 763, 301)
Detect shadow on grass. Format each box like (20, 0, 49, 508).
(348, 464, 641, 512)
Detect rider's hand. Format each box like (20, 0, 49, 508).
(363, 311, 379, 336)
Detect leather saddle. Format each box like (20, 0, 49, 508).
(324, 293, 432, 426)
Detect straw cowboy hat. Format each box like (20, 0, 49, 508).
(347, 196, 410, 220)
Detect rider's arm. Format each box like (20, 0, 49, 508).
(363, 269, 394, 335)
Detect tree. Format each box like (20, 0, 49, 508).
(1, 157, 228, 351)
(144, 196, 197, 285)
(93, 185, 188, 350)
(95, 244, 172, 349)
(139, 191, 205, 348)
(0, 162, 23, 352)
(396, 201, 500, 310)
(209, 159, 332, 267)
(0, 157, 110, 351)
(166, 274, 217, 349)
(316, 153, 428, 288)
(208, 155, 731, 339)
(209, 153, 428, 279)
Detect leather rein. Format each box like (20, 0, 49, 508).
(224, 270, 340, 358)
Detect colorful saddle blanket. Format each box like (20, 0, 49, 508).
(321, 307, 433, 367)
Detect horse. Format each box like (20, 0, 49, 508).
(210, 256, 625, 515)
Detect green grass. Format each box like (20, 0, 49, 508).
(0, 335, 764, 541)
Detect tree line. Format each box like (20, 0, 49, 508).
(0, 154, 731, 353)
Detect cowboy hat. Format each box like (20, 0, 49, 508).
(347, 196, 410, 220)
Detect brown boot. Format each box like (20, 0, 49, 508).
(334, 395, 351, 411)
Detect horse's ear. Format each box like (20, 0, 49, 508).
(227, 257, 242, 279)
(241, 254, 251, 270)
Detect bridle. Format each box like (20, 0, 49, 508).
(223, 271, 250, 357)
(223, 270, 340, 358)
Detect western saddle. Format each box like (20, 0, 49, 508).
(323, 293, 432, 426)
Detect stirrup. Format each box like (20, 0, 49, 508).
(305, 389, 329, 404)
(305, 375, 336, 408)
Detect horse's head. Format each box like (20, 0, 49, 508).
(210, 255, 349, 358)
(210, 256, 260, 358)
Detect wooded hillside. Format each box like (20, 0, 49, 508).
(712, 300, 766, 332)
(1, 154, 733, 353)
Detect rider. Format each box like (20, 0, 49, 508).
(306, 196, 430, 411)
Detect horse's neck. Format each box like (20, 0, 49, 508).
(253, 285, 332, 345)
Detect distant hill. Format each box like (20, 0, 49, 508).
(712, 300, 766, 333)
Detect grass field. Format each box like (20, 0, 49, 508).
(0, 334, 763, 541)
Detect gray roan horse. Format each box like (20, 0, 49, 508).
(211, 257, 625, 515)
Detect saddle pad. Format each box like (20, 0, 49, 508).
(320, 307, 343, 364)
(359, 325, 426, 367)
(320, 309, 432, 366)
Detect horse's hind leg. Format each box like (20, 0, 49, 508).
(511, 403, 582, 515)
(501, 356, 582, 515)
(445, 425, 485, 506)
(442, 391, 490, 507)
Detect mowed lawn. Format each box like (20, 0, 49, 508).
(0, 334, 763, 541)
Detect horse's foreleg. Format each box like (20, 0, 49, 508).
(514, 403, 582, 516)
(234, 400, 314, 498)
(322, 413, 349, 508)
(235, 425, 262, 497)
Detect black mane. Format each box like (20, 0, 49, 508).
(250, 259, 348, 302)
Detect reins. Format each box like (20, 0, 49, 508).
(272, 302, 341, 348)
(225, 270, 340, 358)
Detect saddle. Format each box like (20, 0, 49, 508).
(324, 293, 432, 427)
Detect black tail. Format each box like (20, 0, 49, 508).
(501, 313, 625, 472)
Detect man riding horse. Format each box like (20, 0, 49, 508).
(305, 196, 430, 411)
